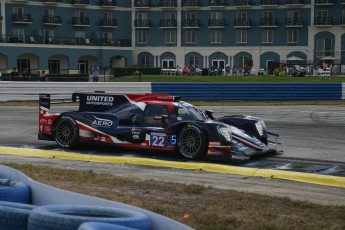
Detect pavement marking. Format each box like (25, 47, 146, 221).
(1, 146, 344, 188)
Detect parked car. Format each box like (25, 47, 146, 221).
(38, 92, 280, 160)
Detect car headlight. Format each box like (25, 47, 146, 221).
(255, 120, 266, 136)
(217, 126, 232, 142)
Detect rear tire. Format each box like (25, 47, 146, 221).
(53, 116, 79, 148)
(177, 124, 208, 159)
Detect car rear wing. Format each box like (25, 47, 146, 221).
(39, 94, 77, 110)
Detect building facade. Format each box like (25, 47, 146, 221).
(0, 0, 344, 74)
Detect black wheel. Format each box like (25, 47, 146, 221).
(53, 116, 79, 148)
(177, 125, 208, 159)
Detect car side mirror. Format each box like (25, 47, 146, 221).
(205, 110, 214, 120)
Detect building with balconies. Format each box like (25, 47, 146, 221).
(0, 0, 344, 75)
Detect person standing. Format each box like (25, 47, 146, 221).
(91, 65, 100, 82)
(39, 70, 46, 81)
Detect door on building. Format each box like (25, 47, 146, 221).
(162, 59, 174, 68)
(211, 59, 225, 69)
(78, 60, 88, 74)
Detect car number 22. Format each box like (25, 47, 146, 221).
(150, 134, 176, 147)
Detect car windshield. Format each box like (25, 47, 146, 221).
(177, 102, 207, 121)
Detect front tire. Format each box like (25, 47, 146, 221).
(53, 116, 79, 148)
(177, 125, 208, 159)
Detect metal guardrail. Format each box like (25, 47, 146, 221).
(0, 82, 344, 102)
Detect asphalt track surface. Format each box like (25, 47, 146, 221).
(0, 105, 345, 205)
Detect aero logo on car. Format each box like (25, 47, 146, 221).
(92, 116, 113, 128)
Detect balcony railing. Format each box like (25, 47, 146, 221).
(234, 0, 252, 7)
(100, 19, 117, 27)
(100, 0, 117, 7)
(134, 0, 151, 7)
(43, 16, 62, 24)
(286, 0, 304, 6)
(285, 17, 303, 27)
(72, 0, 89, 4)
(314, 17, 332, 26)
(208, 0, 226, 7)
(12, 14, 32, 23)
(159, 19, 177, 28)
(1, 34, 131, 47)
(234, 18, 252, 27)
(182, 0, 201, 7)
(315, 0, 333, 4)
(208, 19, 226, 27)
(261, 0, 278, 6)
(159, 0, 177, 7)
(134, 19, 152, 28)
(260, 18, 278, 27)
(72, 17, 90, 26)
(182, 19, 201, 28)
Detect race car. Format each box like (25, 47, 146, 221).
(38, 92, 280, 160)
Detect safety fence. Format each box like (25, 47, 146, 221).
(1, 82, 344, 101)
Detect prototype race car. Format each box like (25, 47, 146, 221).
(38, 92, 280, 160)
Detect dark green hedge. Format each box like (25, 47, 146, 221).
(0, 73, 89, 82)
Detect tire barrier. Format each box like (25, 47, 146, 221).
(28, 204, 151, 230)
(78, 222, 139, 230)
(0, 179, 31, 204)
(0, 200, 37, 230)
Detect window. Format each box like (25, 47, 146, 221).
(103, 32, 112, 44)
(189, 56, 199, 67)
(316, 10, 328, 18)
(162, 59, 174, 68)
(287, 29, 298, 43)
(238, 56, 249, 68)
(186, 30, 196, 44)
(136, 12, 148, 20)
(186, 12, 197, 20)
(48, 60, 60, 74)
(316, 38, 332, 58)
(143, 104, 168, 127)
(287, 10, 299, 19)
(236, 11, 247, 20)
(210, 30, 222, 44)
(165, 30, 176, 44)
(262, 30, 273, 43)
(44, 29, 54, 44)
(13, 28, 24, 38)
(140, 55, 151, 67)
(137, 30, 147, 44)
(211, 11, 222, 20)
(236, 30, 247, 44)
(212, 59, 225, 69)
(262, 11, 274, 19)
(78, 60, 88, 74)
(17, 59, 30, 73)
(165, 12, 176, 20)
(102, 12, 112, 20)
(44, 9, 54, 17)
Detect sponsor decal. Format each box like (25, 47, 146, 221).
(92, 116, 113, 128)
(208, 150, 224, 155)
(40, 118, 47, 123)
(209, 141, 221, 147)
(86, 95, 115, 106)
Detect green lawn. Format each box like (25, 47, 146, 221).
(111, 75, 345, 83)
